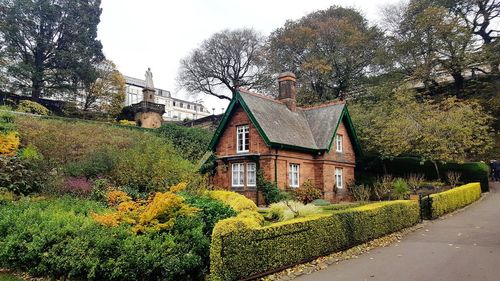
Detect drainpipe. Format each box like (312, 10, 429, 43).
(274, 148, 278, 184)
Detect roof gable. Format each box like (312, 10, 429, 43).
(208, 90, 362, 155)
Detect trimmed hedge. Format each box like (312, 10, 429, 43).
(210, 200, 420, 281)
(361, 156, 490, 192)
(422, 182, 481, 219)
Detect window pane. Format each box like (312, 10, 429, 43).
(247, 163, 256, 187)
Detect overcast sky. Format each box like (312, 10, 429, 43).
(98, 0, 400, 112)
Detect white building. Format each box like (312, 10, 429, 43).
(124, 75, 211, 121)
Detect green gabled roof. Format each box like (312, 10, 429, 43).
(208, 90, 362, 156)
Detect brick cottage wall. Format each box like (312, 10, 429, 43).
(213, 104, 356, 204)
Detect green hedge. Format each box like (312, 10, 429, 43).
(210, 200, 420, 281)
(361, 156, 490, 192)
(422, 182, 481, 219)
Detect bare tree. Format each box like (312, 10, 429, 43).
(450, 0, 500, 73)
(178, 28, 272, 101)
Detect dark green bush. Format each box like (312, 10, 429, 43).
(211, 200, 420, 280)
(0, 197, 210, 281)
(63, 147, 117, 178)
(156, 123, 212, 163)
(421, 182, 481, 219)
(0, 156, 47, 195)
(183, 194, 237, 236)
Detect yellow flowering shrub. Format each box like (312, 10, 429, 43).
(106, 190, 131, 206)
(208, 190, 257, 213)
(94, 187, 198, 234)
(0, 131, 20, 156)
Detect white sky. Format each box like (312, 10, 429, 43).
(98, 0, 400, 113)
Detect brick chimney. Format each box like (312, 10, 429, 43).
(278, 72, 297, 112)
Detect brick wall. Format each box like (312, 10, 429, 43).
(213, 104, 357, 205)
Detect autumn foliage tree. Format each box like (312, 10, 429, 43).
(79, 60, 125, 116)
(350, 86, 493, 178)
(267, 6, 384, 103)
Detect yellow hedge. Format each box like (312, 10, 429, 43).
(210, 200, 420, 281)
(423, 182, 481, 219)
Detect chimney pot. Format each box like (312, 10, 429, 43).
(277, 72, 297, 111)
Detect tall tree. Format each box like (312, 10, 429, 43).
(178, 28, 272, 101)
(0, 0, 104, 99)
(350, 86, 493, 178)
(79, 60, 125, 116)
(448, 0, 500, 73)
(267, 6, 384, 103)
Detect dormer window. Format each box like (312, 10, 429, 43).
(335, 134, 343, 153)
(236, 125, 249, 153)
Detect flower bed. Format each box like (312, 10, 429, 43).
(210, 200, 420, 281)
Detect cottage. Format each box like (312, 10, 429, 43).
(208, 72, 362, 204)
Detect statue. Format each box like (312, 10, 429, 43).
(145, 67, 154, 89)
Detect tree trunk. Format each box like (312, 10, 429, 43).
(431, 160, 440, 181)
(451, 72, 465, 94)
(31, 48, 45, 101)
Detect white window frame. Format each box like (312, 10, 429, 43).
(335, 168, 343, 189)
(246, 162, 256, 187)
(336, 134, 343, 152)
(289, 164, 300, 188)
(232, 163, 245, 187)
(236, 125, 249, 153)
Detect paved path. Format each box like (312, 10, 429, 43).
(297, 182, 500, 281)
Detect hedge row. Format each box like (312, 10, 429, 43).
(361, 156, 490, 192)
(422, 182, 481, 219)
(210, 200, 420, 281)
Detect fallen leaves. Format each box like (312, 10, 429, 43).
(261, 224, 424, 281)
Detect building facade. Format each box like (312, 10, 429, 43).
(208, 73, 362, 205)
(124, 75, 211, 121)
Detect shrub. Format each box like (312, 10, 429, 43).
(266, 201, 321, 222)
(0, 131, 20, 156)
(16, 100, 50, 115)
(257, 171, 286, 205)
(208, 190, 257, 213)
(63, 147, 117, 178)
(182, 195, 237, 236)
(118, 119, 136, 126)
(347, 183, 371, 201)
(392, 178, 409, 199)
(58, 177, 93, 197)
(0, 188, 15, 204)
(156, 123, 213, 163)
(294, 180, 323, 204)
(111, 138, 195, 193)
(0, 197, 210, 280)
(372, 175, 393, 200)
(93, 186, 198, 234)
(210, 200, 420, 281)
(90, 178, 111, 202)
(320, 202, 365, 211)
(445, 171, 461, 188)
(407, 173, 425, 194)
(421, 182, 481, 219)
(0, 156, 47, 195)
